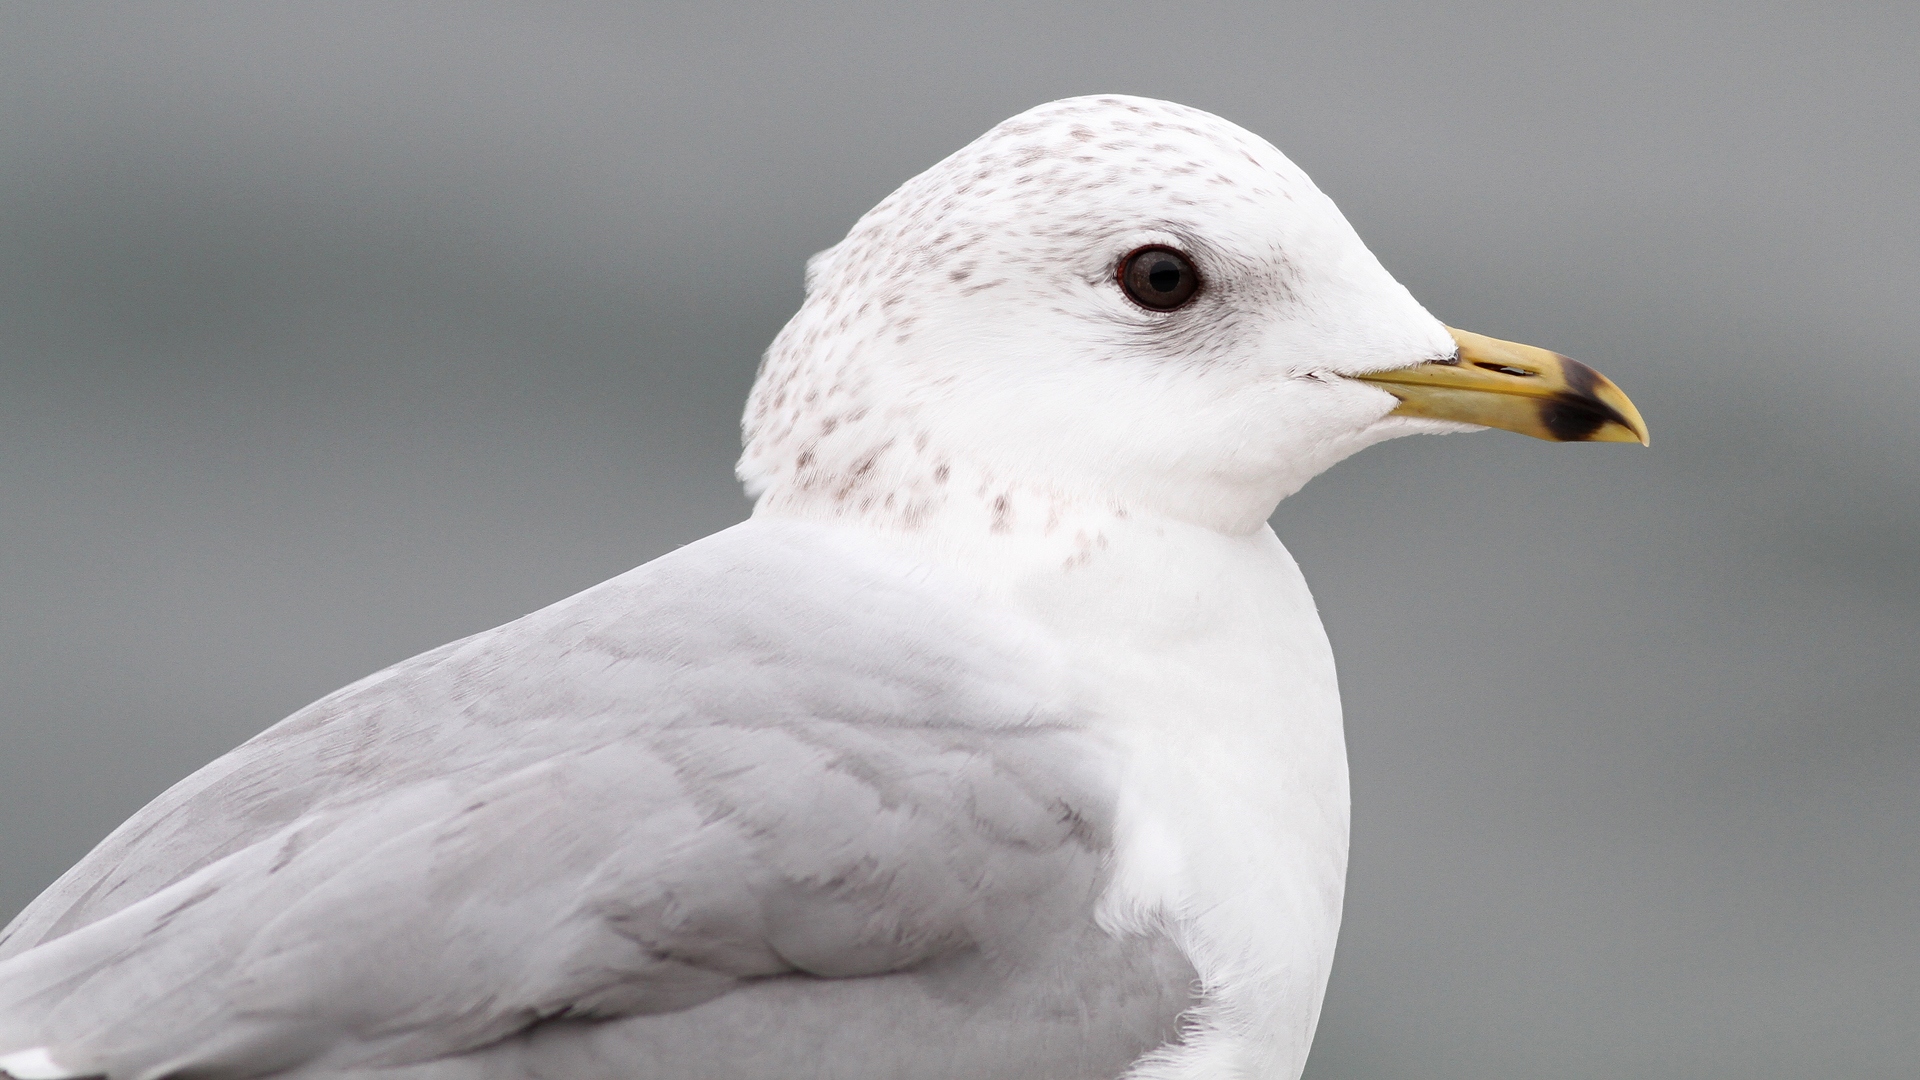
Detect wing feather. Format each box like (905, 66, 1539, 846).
(0, 521, 1140, 1080)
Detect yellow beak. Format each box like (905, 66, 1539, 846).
(1355, 327, 1649, 445)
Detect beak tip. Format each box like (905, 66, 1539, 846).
(1617, 405, 1651, 448)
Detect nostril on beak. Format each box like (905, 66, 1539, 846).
(1472, 362, 1538, 377)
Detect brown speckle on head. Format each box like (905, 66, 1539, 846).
(991, 494, 1013, 533)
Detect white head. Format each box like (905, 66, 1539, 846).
(739, 96, 1629, 539)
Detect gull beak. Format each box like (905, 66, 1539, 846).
(1355, 327, 1650, 445)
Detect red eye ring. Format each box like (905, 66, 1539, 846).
(1118, 245, 1202, 310)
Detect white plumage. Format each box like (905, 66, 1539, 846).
(0, 96, 1625, 1080)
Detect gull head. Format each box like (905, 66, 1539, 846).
(740, 95, 1645, 538)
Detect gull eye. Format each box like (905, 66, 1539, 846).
(1118, 246, 1201, 310)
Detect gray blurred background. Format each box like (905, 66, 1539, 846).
(1, 3, 1914, 1076)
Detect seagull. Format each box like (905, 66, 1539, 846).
(0, 96, 1645, 1080)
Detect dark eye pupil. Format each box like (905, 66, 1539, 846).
(1119, 246, 1201, 310)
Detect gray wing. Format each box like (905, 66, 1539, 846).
(0, 520, 1191, 1080)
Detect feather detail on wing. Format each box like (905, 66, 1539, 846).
(0, 521, 1151, 1080)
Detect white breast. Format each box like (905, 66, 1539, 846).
(1013, 518, 1350, 1080)
(776, 502, 1351, 1080)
